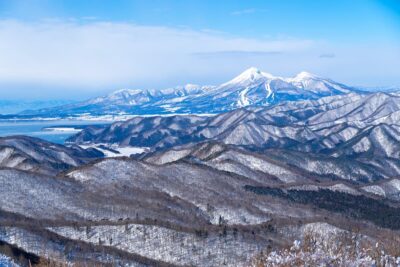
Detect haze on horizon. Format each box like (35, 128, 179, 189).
(0, 0, 399, 100)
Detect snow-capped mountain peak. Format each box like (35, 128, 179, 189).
(87, 89, 146, 105)
(284, 71, 320, 83)
(284, 71, 354, 95)
(109, 89, 143, 97)
(222, 67, 275, 86)
(21, 67, 363, 117)
(293, 71, 318, 80)
(205, 68, 357, 110)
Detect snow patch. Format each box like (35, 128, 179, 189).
(79, 144, 148, 158)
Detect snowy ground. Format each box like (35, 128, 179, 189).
(252, 223, 400, 267)
(42, 127, 83, 133)
(79, 143, 148, 157)
(48, 223, 262, 267)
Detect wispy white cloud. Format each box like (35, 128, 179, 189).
(0, 19, 313, 92)
(0, 19, 398, 99)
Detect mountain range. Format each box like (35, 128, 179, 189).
(18, 67, 363, 118)
(68, 91, 400, 182)
(2, 68, 400, 266)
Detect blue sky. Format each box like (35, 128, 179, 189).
(0, 0, 399, 99)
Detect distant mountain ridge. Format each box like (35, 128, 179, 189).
(68, 91, 400, 182)
(0, 99, 75, 115)
(19, 67, 363, 117)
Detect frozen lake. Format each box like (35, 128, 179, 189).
(0, 120, 109, 144)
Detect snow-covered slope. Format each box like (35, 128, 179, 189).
(69, 92, 400, 150)
(0, 156, 314, 266)
(173, 68, 357, 113)
(68, 91, 400, 182)
(20, 68, 361, 117)
(0, 136, 103, 174)
(142, 142, 398, 183)
(361, 178, 400, 201)
(3, 134, 400, 265)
